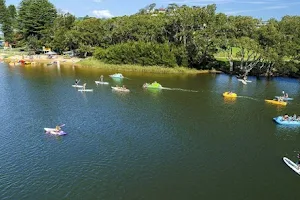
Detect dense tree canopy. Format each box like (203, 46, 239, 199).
(1, 1, 300, 76)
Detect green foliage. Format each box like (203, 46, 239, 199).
(1, 1, 300, 75)
(18, 0, 57, 42)
(98, 42, 177, 67)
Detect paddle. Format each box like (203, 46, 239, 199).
(59, 124, 65, 127)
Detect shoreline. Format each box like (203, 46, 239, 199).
(1, 55, 222, 74)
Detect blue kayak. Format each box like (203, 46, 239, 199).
(275, 96, 293, 101)
(273, 116, 300, 125)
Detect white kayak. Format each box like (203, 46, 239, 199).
(44, 128, 67, 136)
(72, 85, 83, 88)
(78, 89, 93, 92)
(111, 86, 130, 92)
(95, 81, 109, 85)
(283, 157, 300, 175)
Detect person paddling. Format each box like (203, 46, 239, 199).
(100, 75, 104, 82)
(75, 79, 79, 85)
(55, 125, 61, 132)
(83, 83, 87, 90)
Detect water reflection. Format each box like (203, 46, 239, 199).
(223, 97, 236, 104)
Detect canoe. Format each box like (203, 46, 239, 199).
(72, 85, 83, 88)
(283, 157, 300, 175)
(265, 99, 287, 106)
(223, 92, 237, 98)
(273, 116, 300, 125)
(109, 73, 124, 78)
(78, 89, 93, 92)
(275, 96, 293, 101)
(111, 86, 130, 92)
(95, 81, 109, 85)
(44, 128, 67, 136)
(143, 82, 162, 89)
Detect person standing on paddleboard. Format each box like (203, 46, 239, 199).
(100, 75, 103, 82)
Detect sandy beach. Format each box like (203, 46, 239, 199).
(0, 53, 82, 65)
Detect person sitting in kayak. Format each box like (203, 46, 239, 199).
(55, 125, 61, 132)
(283, 114, 289, 120)
(276, 97, 284, 102)
(228, 91, 233, 94)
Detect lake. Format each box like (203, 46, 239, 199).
(0, 63, 300, 200)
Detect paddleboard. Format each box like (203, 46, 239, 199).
(111, 86, 130, 92)
(78, 89, 93, 92)
(95, 81, 109, 85)
(283, 157, 300, 175)
(237, 79, 252, 83)
(72, 85, 83, 88)
(238, 79, 247, 85)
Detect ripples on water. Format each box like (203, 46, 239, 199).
(0, 64, 300, 199)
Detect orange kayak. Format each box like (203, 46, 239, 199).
(265, 99, 287, 106)
(223, 92, 237, 98)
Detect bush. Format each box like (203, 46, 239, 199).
(95, 41, 177, 67)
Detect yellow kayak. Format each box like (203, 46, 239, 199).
(223, 92, 237, 98)
(265, 99, 287, 106)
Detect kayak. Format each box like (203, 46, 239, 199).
(275, 96, 293, 101)
(223, 92, 237, 98)
(143, 82, 162, 89)
(44, 128, 67, 136)
(283, 157, 300, 175)
(273, 116, 300, 125)
(78, 89, 93, 92)
(95, 81, 109, 85)
(265, 99, 287, 106)
(109, 73, 124, 78)
(72, 85, 83, 88)
(111, 86, 130, 92)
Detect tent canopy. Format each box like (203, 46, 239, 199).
(45, 51, 57, 55)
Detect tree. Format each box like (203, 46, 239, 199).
(18, 0, 57, 43)
(0, 0, 6, 24)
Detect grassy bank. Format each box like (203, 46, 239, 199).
(77, 58, 219, 74)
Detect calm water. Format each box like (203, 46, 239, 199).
(0, 63, 300, 200)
